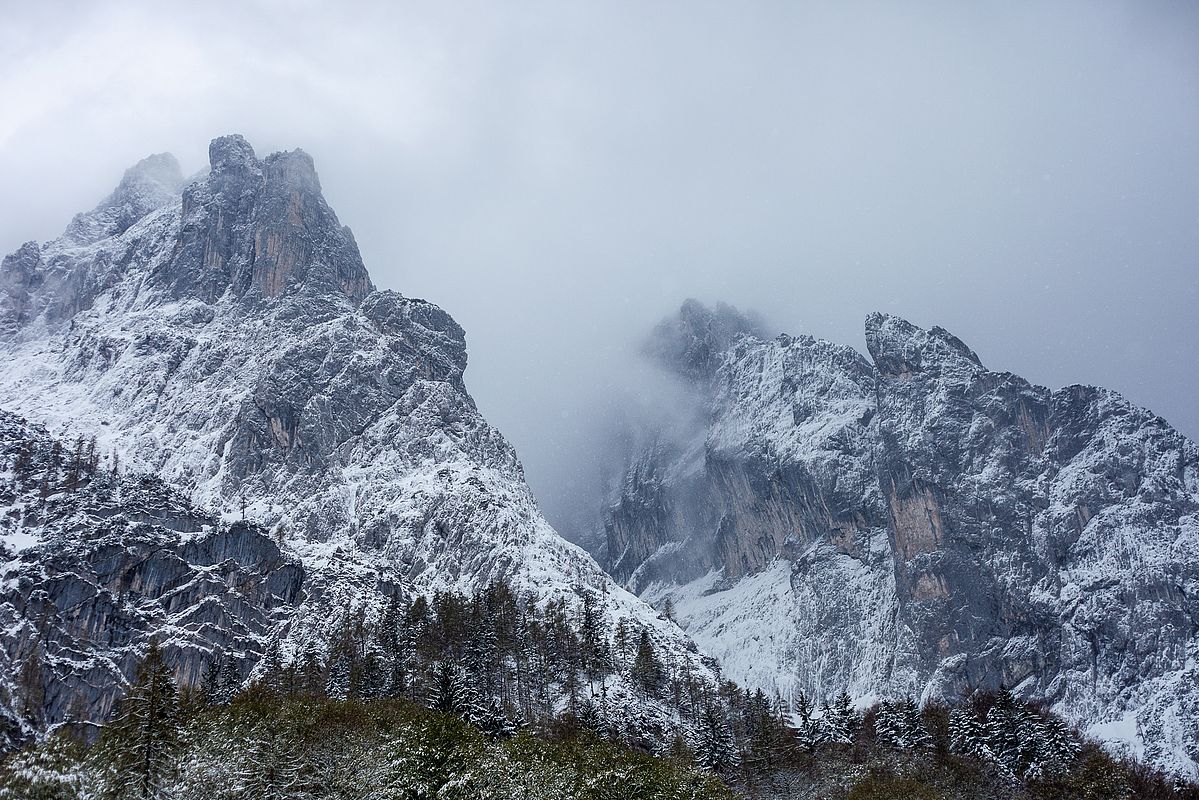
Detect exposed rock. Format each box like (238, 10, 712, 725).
(601, 300, 1199, 778)
(0, 411, 302, 739)
(0, 136, 716, 743)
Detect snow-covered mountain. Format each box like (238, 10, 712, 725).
(597, 300, 1199, 778)
(0, 136, 713, 740)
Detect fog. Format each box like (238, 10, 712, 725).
(2, 1, 1197, 536)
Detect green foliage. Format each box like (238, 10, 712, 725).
(1, 698, 734, 800)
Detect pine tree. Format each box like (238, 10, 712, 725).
(576, 699, 603, 734)
(876, 697, 931, 749)
(429, 661, 461, 715)
(200, 658, 221, 706)
(949, 706, 990, 761)
(216, 655, 241, 705)
(694, 701, 740, 774)
(258, 640, 284, 695)
(235, 729, 312, 800)
(358, 643, 386, 699)
(631, 629, 663, 699)
(1036, 714, 1079, 769)
(820, 692, 859, 744)
(325, 652, 351, 700)
(660, 597, 676, 623)
(104, 641, 181, 799)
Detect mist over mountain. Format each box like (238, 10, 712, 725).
(580, 299, 1199, 780)
(2, 2, 1197, 797)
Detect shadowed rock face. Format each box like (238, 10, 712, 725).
(171, 134, 373, 305)
(0, 411, 303, 740)
(0, 136, 719, 748)
(603, 301, 1199, 777)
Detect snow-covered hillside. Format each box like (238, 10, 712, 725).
(0, 136, 714, 740)
(600, 300, 1199, 779)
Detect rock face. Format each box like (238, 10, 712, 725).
(0, 136, 713, 741)
(0, 410, 302, 742)
(601, 300, 1199, 778)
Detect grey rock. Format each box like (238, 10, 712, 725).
(0, 136, 715, 743)
(0, 411, 302, 738)
(600, 300, 1199, 777)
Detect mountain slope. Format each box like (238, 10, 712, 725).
(600, 301, 1199, 779)
(0, 136, 714, 739)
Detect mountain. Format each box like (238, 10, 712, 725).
(0, 136, 714, 743)
(597, 300, 1199, 779)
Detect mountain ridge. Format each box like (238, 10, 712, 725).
(0, 136, 717, 746)
(598, 299, 1199, 779)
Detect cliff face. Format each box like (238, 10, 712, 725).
(602, 301, 1199, 777)
(0, 136, 713, 742)
(0, 411, 302, 741)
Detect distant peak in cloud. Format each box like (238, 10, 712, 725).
(643, 298, 771, 382)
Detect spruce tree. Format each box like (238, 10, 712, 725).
(325, 652, 352, 700)
(216, 656, 241, 705)
(820, 692, 859, 744)
(694, 701, 740, 774)
(631, 629, 663, 699)
(104, 641, 181, 799)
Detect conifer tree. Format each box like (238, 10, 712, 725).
(820, 692, 859, 744)
(631, 629, 663, 699)
(325, 652, 351, 700)
(694, 701, 740, 774)
(104, 641, 181, 799)
(216, 656, 241, 705)
(200, 658, 221, 706)
(298, 645, 324, 697)
(949, 706, 991, 761)
(258, 640, 284, 694)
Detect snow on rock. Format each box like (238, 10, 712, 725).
(601, 300, 1199, 779)
(0, 136, 716, 740)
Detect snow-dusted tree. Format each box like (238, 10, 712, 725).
(199, 658, 221, 706)
(358, 643, 387, 699)
(293, 646, 321, 697)
(258, 639, 285, 694)
(576, 698, 603, 734)
(234, 729, 313, 800)
(1035, 714, 1079, 769)
(820, 692, 859, 744)
(693, 701, 740, 774)
(631, 629, 663, 699)
(215, 655, 241, 706)
(949, 706, 991, 761)
(876, 697, 932, 749)
(325, 652, 352, 700)
(104, 640, 181, 799)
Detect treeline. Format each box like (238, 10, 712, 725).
(187, 579, 1195, 798)
(202, 579, 742, 762)
(5, 427, 108, 500)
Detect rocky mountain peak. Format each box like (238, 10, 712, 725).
(61, 152, 184, 246)
(207, 133, 261, 179)
(112, 152, 184, 205)
(264, 148, 322, 194)
(644, 299, 769, 382)
(170, 134, 372, 305)
(864, 311, 984, 379)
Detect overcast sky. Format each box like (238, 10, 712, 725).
(2, 0, 1197, 530)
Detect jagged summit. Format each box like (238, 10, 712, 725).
(173, 134, 370, 305)
(62, 152, 184, 247)
(643, 299, 770, 382)
(0, 136, 717, 746)
(207, 133, 260, 178)
(864, 311, 985, 378)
